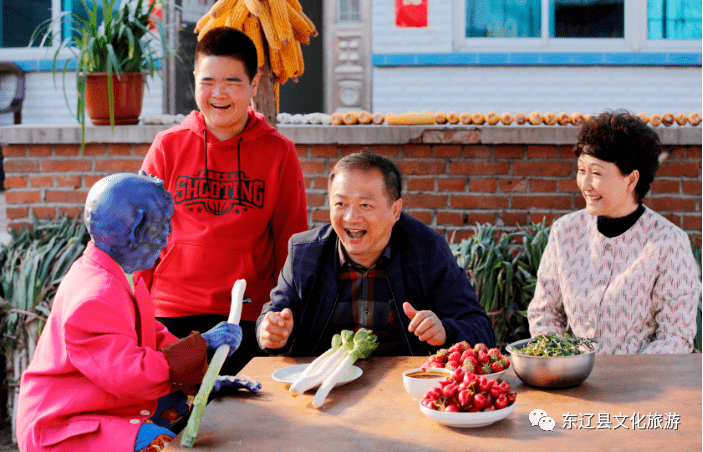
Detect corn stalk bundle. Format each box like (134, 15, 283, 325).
(194, 0, 317, 113)
(0, 214, 89, 441)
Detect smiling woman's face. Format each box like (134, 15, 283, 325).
(576, 152, 639, 218)
(194, 55, 260, 141)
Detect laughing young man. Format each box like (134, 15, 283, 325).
(257, 151, 494, 357)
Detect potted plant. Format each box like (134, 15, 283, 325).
(30, 0, 176, 151)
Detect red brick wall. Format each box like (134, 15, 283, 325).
(3, 140, 701, 246)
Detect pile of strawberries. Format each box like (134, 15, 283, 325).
(421, 367, 517, 412)
(421, 341, 510, 375)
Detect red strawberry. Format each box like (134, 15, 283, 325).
(487, 348, 502, 361)
(461, 359, 475, 373)
(478, 351, 491, 365)
(499, 356, 510, 369)
(474, 343, 488, 354)
(490, 361, 505, 373)
(482, 363, 493, 374)
(448, 351, 462, 363)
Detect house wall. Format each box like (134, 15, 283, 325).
(370, 0, 702, 115)
(1, 124, 700, 246)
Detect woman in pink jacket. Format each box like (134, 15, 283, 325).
(16, 173, 256, 452)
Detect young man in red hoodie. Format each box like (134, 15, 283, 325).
(136, 27, 308, 375)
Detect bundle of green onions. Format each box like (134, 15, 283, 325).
(289, 329, 378, 408)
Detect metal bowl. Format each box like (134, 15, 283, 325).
(506, 338, 597, 388)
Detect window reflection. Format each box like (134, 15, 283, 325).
(648, 0, 702, 39)
(466, 0, 541, 38)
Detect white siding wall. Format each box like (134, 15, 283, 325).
(371, 65, 702, 115)
(19, 71, 164, 125)
(370, 1, 702, 116)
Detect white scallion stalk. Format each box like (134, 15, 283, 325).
(181, 279, 245, 448)
(289, 331, 353, 396)
(290, 334, 343, 391)
(311, 329, 378, 409)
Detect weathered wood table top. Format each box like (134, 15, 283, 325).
(166, 354, 701, 452)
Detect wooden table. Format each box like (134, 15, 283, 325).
(166, 354, 701, 452)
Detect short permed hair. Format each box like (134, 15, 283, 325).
(329, 150, 403, 203)
(574, 110, 661, 203)
(195, 27, 258, 82)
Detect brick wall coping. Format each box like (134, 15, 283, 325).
(0, 124, 699, 146)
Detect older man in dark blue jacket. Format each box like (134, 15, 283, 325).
(257, 151, 494, 357)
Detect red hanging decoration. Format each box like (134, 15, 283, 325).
(395, 0, 428, 28)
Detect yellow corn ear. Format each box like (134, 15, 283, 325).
(285, 0, 303, 12)
(472, 112, 486, 125)
(209, 0, 236, 19)
(279, 42, 299, 81)
(198, 13, 228, 40)
(385, 111, 436, 125)
(274, 81, 280, 114)
(343, 111, 359, 125)
(294, 40, 304, 77)
(649, 113, 662, 126)
(243, 15, 266, 67)
(500, 112, 514, 125)
(195, 13, 211, 33)
(258, 1, 281, 51)
(435, 111, 447, 124)
(269, 46, 283, 76)
(514, 112, 527, 125)
(543, 112, 557, 125)
(244, 0, 262, 16)
(636, 112, 649, 124)
(571, 112, 585, 126)
(372, 112, 385, 124)
(286, 3, 316, 38)
(675, 113, 688, 126)
(447, 112, 460, 124)
(357, 111, 372, 124)
(331, 112, 344, 125)
(269, 0, 293, 45)
(459, 112, 473, 124)
(225, 0, 249, 29)
(688, 112, 701, 126)
(528, 111, 543, 125)
(557, 112, 571, 126)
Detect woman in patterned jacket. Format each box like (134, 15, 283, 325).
(527, 110, 700, 354)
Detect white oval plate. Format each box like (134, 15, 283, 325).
(420, 402, 515, 428)
(484, 369, 507, 381)
(272, 364, 363, 387)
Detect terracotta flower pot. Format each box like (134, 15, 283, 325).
(84, 72, 144, 125)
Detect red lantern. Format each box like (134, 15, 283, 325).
(395, 0, 428, 28)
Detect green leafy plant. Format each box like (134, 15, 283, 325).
(29, 0, 177, 151)
(451, 222, 550, 349)
(0, 214, 90, 439)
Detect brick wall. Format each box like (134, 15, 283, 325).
(2, 125, 700, 246)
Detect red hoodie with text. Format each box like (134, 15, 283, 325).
(135, 108, 308, 322)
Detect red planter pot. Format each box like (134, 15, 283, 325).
(84, 72, 144, 125)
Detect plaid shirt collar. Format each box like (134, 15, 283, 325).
(337, 236, 393, 272)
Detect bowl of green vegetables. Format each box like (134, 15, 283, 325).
(506, 333, 597, 389)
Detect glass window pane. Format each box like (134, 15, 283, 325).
(466, 0, 541, 38)
(648, 0, 702, 39)
(1, 0, 52, 47)
(338, 0, 360, 23)
(549, 0, 624, 38)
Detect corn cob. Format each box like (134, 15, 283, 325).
(528, 111, 543, 125)
(485, 111, 499, 125)
(330, 112, 344, 125)
(434, 111, 447, 124)
(372, 112, 385, 124)
(244, 0, 262, 16)
(269, 45, 283, 78)
(343, 111, 359, 125)
(689, 112, 701, 126)
(582, 113, 593, 123)
(287, 2, 317, 38)
(514, 112, 527, 125)
(557, 112, 570, 126)
(570, 112, 584, 126)
(286, 0, 303, 12)
(675, 113, 688, 126)
(243, 15, 266, 67)
(279, 41, 300, 81)
(447, 111, 460, 124)
(274, 81, 280, 114)
(294, 40, 304, 77)
(650, 113, 662, 126)
(209, 0, 237, 19)
(636, 112, 649, 124)
(258, 1, 281, 52)
(472, 112, 485, 125)
(225, 0, 249, 29)
(195, 13, 211, 33)
(357, 111, 372, 124)
(543, 112, 557, 125)
(198, 13, 228, 39)
(500, 112, 514, 125)
(661, 112, 675, 126)
(269, 0, 294, 45)
(459, 112, 473, 124)
(385, 111, 435, 125)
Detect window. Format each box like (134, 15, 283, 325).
(337, 0, 360, 23)
(457, 0, 700, 52)
(647, 0, 701, 39)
